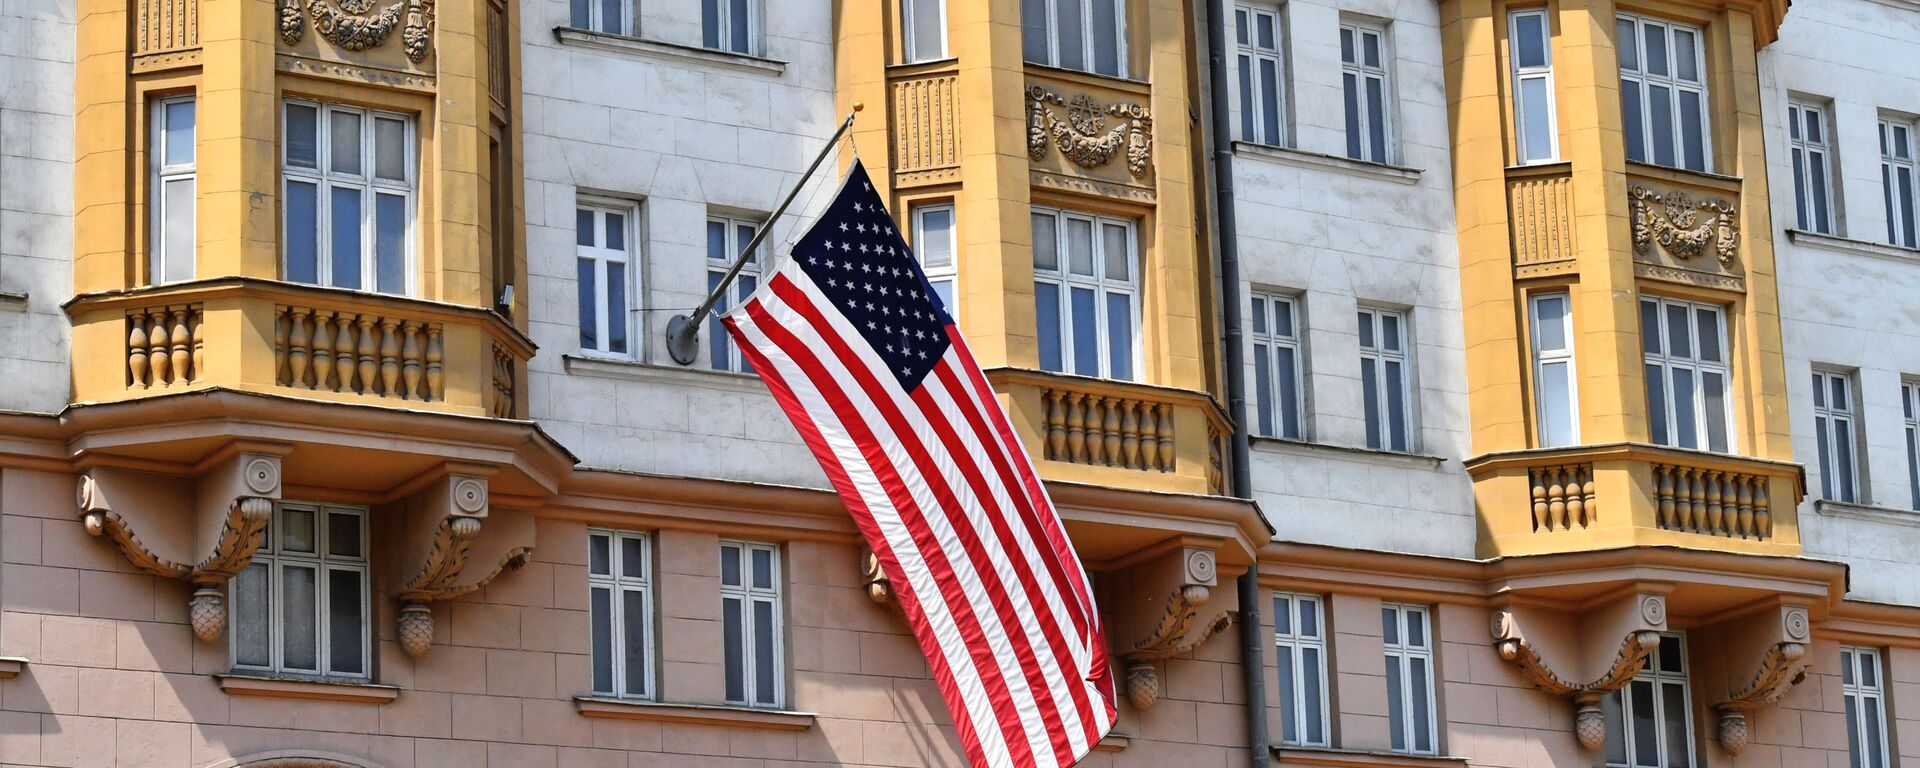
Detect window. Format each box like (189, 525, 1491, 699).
(1842, 647, 1890, 768)
(707, 216, 764, 372)
(1273, 593, 1329, 747)
(1032, 208, 1138, 381)
(720, 540, 782, 707)
(912, 204, 957, 314)
(1617, 14, 1710, 172)
(1881, 117, 1919, 248)
(701, 0, 757, 55)
(283, 101, 413, 295)
(1788, 102, 1836, 234)
(230, 503, 369, 679)
(1531, 292, 1579, 447)
(151, 96, 196, 284)
(1235, 4, 1286, 146)
(1602, 634, 1694, 768)
(1250, 292, 1304, 439)
(1382, 603, 1436, 755)
(1340, 21, 1392, 163)
(576, 203, 634, 356)
(1811, 370, 1860, 503)
(588, 529, 653, 699)
(1640, 297, 1731, 453)
(1021, 0, 1127, 78)
(1358, 308, 1412, 451)
(569, 0, 627, 34)
(1904, 381, 1920, 510)
(1509, 9, 1557, 164)
(902, 0, 947, 63)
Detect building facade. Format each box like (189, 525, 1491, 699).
(0, 0, 1919, 767)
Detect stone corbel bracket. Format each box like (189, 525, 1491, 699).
(386, 465, 533, 657)
(78, 444, 290, 643)
(1492, 590, 1670, 751)
(1711, 604, 1813, 755)
(1106, 539, 1236, 711)
(859, 546, 891, 604)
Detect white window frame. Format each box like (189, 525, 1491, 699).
(902, 0, 948, 63)
(1508, 8, 1558, 164)
(1617, 13, 1712, 173)
(281, 99, 416, 295)
(912, 203, 957, 317)
(1234, 3, 1288, 147)
(1788, 101, 1837, 235)
(1881, 116, 1920, 249)
(701, 0, 759, 55)
(1250, 291, 1305, 440)
(576, 200, 637, 358)
(1812, 369, 1861, 504)
(1272, 592, 1330, 747)
(1340, 20, 1394, 164)
(719, 540, 783, 708)
(707, 215, 765, 373)
(1021, 0, 1129, 79)
(1903, 380, 1920, 510)
(1031, 207, 1141, 381)
(569, 0, 629, 35)
(1382, 603, 1437, 756)
(1359, 307, 1414, 452)
(1640, 296, 1734, 453)
(1842, 646, 1891, 768)
(151, 95, 196, 285)
(588, 528, 654, 700)
(1530, 292, 1580, 447)
(1604, 633, 1695, 768)
(229, 502, 370, 680)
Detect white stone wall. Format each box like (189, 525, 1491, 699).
(519, 0, 839, 486)
(1225, 0, 1476, 557)
(1760, 0, 1920, 605)
(0, 0, 75, 414)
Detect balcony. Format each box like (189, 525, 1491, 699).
(1467, 442, 1804, 558)
(66, 278, 531, 419)
(988, 368, 1228, 496)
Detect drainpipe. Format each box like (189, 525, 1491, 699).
(1200, 0, 1268, 763)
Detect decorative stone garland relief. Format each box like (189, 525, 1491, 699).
(281, 0, 434, 63)
(1630, 185, 1739, 268)
(1026, 86, 1154, 179)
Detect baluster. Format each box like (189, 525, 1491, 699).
(1101, 397, 1122, 468)
(356, 315, 377, 394)
(310, 309, 335, 392)
(274, 307, 290, 385)
(1044, 390, 1065, 460)
(1156, 404, 1175, 472)
(1705, 471, 1724, 536)
(169, 307, 191, 385)
(128, 315, 150, 388)
(1531, 470, 1549, 532)
(1754, 480, 1772, 539)
(1582, 467, 1598, 526)
(1119, 401, 1140, 470)
(1084, 397, 1107, 466)
(1687, 469, 1706, 533)
(288, 306, 312, 389)
(190, 307, 204, 383)
(379, 318, 401, 397)
(1735, 476, 1755, 539)
(1066, 393, 1088, 463)
(335, 313, 356, 393)
(146, 311, 171, 386)
(401, 322, 423, 400)
(1547, 467, 1567, 531)
(426, 326, 444, 402)
(1565, 466, 1585, 529)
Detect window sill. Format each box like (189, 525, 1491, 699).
(216, 674, 401, 704)
(1094, 733, 1131, 752)
(1812, 499, 1920, 527)
(0, 291, 27, 312)
(1272, 746, 1469, 767)
(561, 354, 767, 394)
(1784, 229, 1920, 264)
(0, 656, 27, 678)
(1251, 435, 1448, 469)
(1231, 141, 1422, 185)
(1625, 160, 1742, 187)
(573, 697, 816, 731)
(551, 27, 787, 75)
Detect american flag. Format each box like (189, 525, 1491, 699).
(722, 160, 1116, 768)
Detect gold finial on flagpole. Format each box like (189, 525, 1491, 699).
(853, 101, 865, 112)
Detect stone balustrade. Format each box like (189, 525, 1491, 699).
(125, 304, 203, 389)
(1042, 388, 1176, 473)
(275, 304, 444, 402)
(989, 368, 1228, 496)
(1529, 463, 1596, 532)
(1652, 462, 1773, 540)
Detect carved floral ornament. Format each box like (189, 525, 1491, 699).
(1491, 603, 1665, 753)
(1630, 184, 1740, 268)
(1026, 86, 1154, 179)
(1119, 548, 1233, 711)
(281, 0, 435, 63)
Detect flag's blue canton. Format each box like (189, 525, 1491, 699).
(791, 161, 952, 390)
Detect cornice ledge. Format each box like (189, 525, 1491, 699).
(552, 27, 787, 75)
(1811, 499, 1920, 527)
(1271, 746, 1469, 767)
(572, 697, 816, 731)
(1231, 141, 1424, 185)
(0, 656, 27, 678)
(1251, 435, 1448, 469)
(216, 674, 400, 704)
(1785, 229, 1920, 265)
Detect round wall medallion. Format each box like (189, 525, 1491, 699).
(1185, 550, 1216, 584)
(1784, 609, 1810, 641)
(76, 476, 97, 510)
(1640, 595, 1667, 626)
(244, 457, 281, 495)
(452, 478, 487, 513)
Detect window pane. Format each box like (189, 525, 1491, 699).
(1070, 286, 1098, 376)
(327, 512, 361, 558)
(1810, 152, 1830, 232)
(591, 586, 614, 692)
(1254, 345, 1274, 436)
(1865, 698, 1885, 768)
(606, 261, 627, 354)
(1032, 213, 1058, 271)
(162, 178, 195, 283)
(1259, 60, 1282, 143)
(1256, 12, 1274, 49)
(909, 0, 945, 61)
(603, 212, 625, 252)
(1344, 73, 1363, 159)
(1101, 221, 1129, 281)
(721, 545, 742, 586)
(1671, 367, 1697, 448)
(1631, 680, 1658, 766)
(1358, 311, 1375, 349)
(1300, 597, 1319, 636)
(1703, 371, 1728, 452)
(1836, 418, 1857, 502)
(1236, 9, 1248, 45)
(1679, 90, 1706, 172)
(1303, 646, 1325, 744)
(1521, 77, 1553, 161)
(600, 0, 620, 33)
(1665, 303, 1691, 358)
(578, 259, 598, 350)
(622, 588, 647, 696)
(1036, 282, 1063, 372)
(282, 565, 319, 670)
(1239, 56, 1256, 141)
(1381, 608, 1399, 644)
(1616, 18, 1637, 70)
(1251, 297, 1268, 335)
(919, 208, 953, 268)
(753, 599, 777, 705)
(1340, 28, 1354, 64)
(1658, 635, 1683, 672)
(327, 569, 364, 675)
(1090, 0, 1119, 76)
(1622, 80, 1646, 163)
(1643, 24, 1667, 76)
(1646, 363, 1670, 445)
(1515, 14, 1546, 68)
(164, 100, 196, 166)
(1056, 0, 1085, 70)
(282, 507, 317, 553)
(286, 181, 320, 284)
(1363, 31, 1380, 68)
(1272, 595, 1292, 635)
(1022, 0, 1049, 63)
(1274, 298, 1294, 336)
(1411, 656, 1432, 752)
(1382, 313, 1402, 351)
(1363, 357, 1382, 449)
(1277, 644, 1297, 743)
(375, 118, 406, 181)
(1604, 690, 1628, 766)
(723, 597, 746, 702)
(376, 193, 406, 294)
(571, 0, 589, 29)
(1540, 361, 1574, 447)
(589, 533, 611, 576)
(329, 111, 363, 176)
(702, 0, 720, 49)
(1106, 292, 1133, 380)
(1673, 29, 1697, 81)
(707, 271, 728, 369)
(729, 0, 750, 53)
(931, 279, 954, 311)
(286, 104, 319, 168)
(751, 547, 773, 590)
(1817, 418, 1835, 501)
(1385, 657, 1405, 751)
(1534, 296, 1567, 350)
(1066, 218, 1094, 276)
(1862, 649, 1879, 686)
(1366, 77, 1387, 162)
(330, 187, 364, 290)
(1694, 308, 1720, 362)
(1275, 347, 1300, 438)
(1649, 85, 1676, 167)
(1661, 681, 1690, 768)
(1386, 360, 1408, 452)
(233, 563, 271, 667)
(620, 536, 645, 579)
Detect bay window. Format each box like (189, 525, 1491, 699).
(1251, 291, 1304, 439)
(230, 503, 370, 679)
(1509, 9, 1557, 164)
(588, 529, 654, 699)
(1531, 292, 1578, 447)
(1603, 633, 1694, 768)
(720, 540, 783, 708)
(1618, 14, 1710, 173)
(1032, 207, 1138, 381)
(1882, 117, 1919, 248)
(1811, 369, 1860, 504)
(151, 96, 196, 284)
(577, 202, 635, 357)
(283, 100, 414, 295)
(1021, 0, 1127, 78)
(1788, 101, 1836, 234)
(1640, 297, 1731, 453)
(1236, 4, 1287, 146)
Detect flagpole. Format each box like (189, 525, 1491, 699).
(664, 102, 864, 365)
